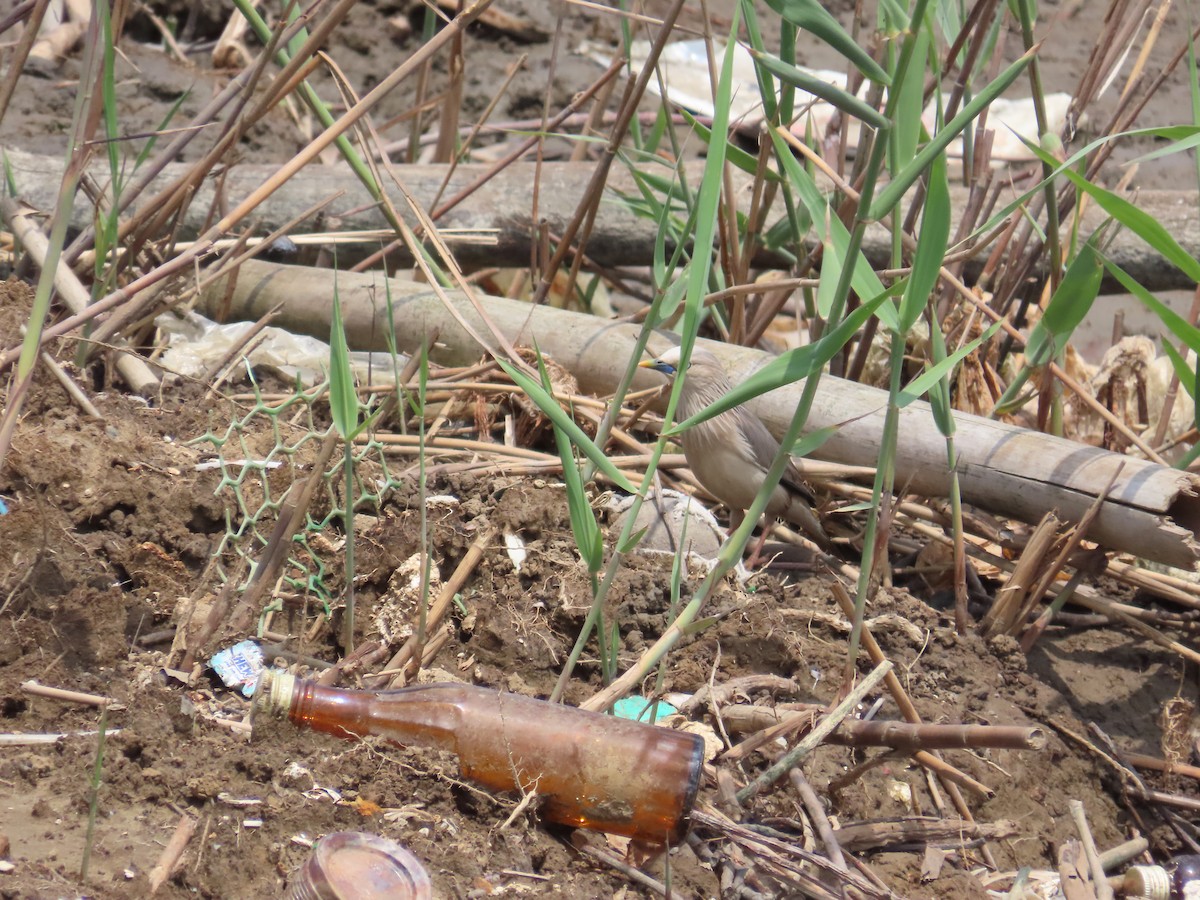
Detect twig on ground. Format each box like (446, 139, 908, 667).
(720, 704, 1046, 751)
(735, 660, 893, 802)
(831, 579, 998, 858)
(1069, 799, 1113, 900)
(833, 816, 1020, 853)
(576, 842, 667, 896)
(692, 806, 889, 900)
(148, 814, 198, 894)
(1096, 836, 1150, 871)
(0, 730, 123, 746)
(1124, 752, 1200, 782)
(789, 768, 848, 875)
(20, 681, 117, 707)
(677, 673, 804, 717)
(2, 197, 159, 394)
(28, 332, 102, 418)
(1020, 465, 1123, 650)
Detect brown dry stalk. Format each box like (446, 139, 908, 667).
(1071, 590, 1200, 665)
(789, 768, 849, 876)
(1020, 465, 1123, 650)
(691, 806, 887, 900)
(1125, 751, 1200, 782)
(352, 57, 626, 274)
(938, 267, 1168, 463)
(832, 816, 1019, 854)
(892, 509, 1197, 625)
(719, 704, 1046, 752)
(0, 0, 49, 125)
(222, 430, 341, 641)
(2, 197, 158, 393)
(831, 579, 997, 859)
(20, 681, 116, 707)
(576, 843, 668, 896)
(88, 4, 317, 269)
(428, 52, 526, 211)
(1070, 799, 1114, 900)
(530, 0, 689, 307)
(980, 511, 1063, 637)
(734, 661, 893, 801)
(148, 814, 198, 895)
(0, 1, 498, 376)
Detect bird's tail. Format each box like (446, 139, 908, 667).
(784, 498, 834, 552)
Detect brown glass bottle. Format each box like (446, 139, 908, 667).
(254, 670, 704, 843)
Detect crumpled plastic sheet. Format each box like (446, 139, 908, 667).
(158, 310, 404, 385)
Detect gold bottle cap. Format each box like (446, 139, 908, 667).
(1124, 865, 1171, 900)
(253, 668, 297, 718)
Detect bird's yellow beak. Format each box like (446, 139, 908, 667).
(638, 359, 656, 369)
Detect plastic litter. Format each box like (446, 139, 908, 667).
(583, 38, 1076, 163)
(157, 310, 402, 386)
(211, 640, 264, 697)
(612, 696, 679, 722)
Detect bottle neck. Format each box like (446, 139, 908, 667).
(258, 671, 467, 753)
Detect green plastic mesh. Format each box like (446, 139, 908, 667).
(191, 375, 411, 611)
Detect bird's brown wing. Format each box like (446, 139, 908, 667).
(735, 407, 819, 505)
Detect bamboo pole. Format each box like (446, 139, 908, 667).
(198, 260, 1200, 569)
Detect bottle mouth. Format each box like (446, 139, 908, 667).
(252, 668, 296, 719)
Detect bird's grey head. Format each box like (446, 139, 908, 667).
(639, 346, 686, 377)
(640, 346, 725, 378)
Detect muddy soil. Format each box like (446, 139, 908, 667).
(0, 264, 1196, 899)
(3, 2, 1200, 898)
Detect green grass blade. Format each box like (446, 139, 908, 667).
(682, 110, 781, 178)
(748, 49, 890, 129)
(970, 124, 1200, 242)
(328, 280, 359, 440)
(497, 359, 636, 493)
(1104, 260, 1200, 355)
(1188, 6, 1200, 198)
(1038, 234, 1104, 339)
(870, 47, 1035, 218)
(890, 25, 931, 169)
(672, 14, 740, 367)
(1048, 156, 1200, 284)
(814, 226, 841, 319)
(897, 152, 950, 332)
(98, 1, 120, 184)
(672, 285, 899, 434)
(135, 92, 190, 170)
(768, 128, 897, 329)
(791, 423, 840, 457)
(1123, 125, 1200, 165)
(1162, 341, 1198, 407)
(898, 320, 1003, 407)
(536, 346, 603, 572)
(764, 0, 891, 85)
(992, 236, 1104, 412)
(2, 152, 15, 196)
(739, 0, 778, 118)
